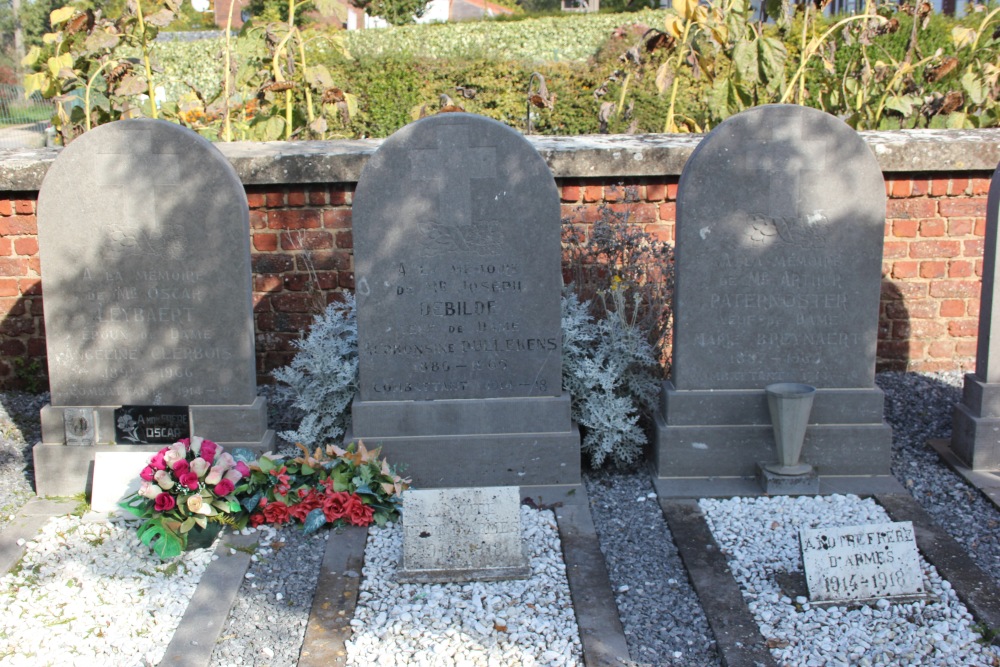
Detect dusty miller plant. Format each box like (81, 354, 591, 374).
(273, 293, 358, 447)
(562, 288, 660, 469)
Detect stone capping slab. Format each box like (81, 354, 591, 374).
(158, 529, 260, 667)
(298, 525, 368, 667)
(0, 498, 78, 576)
(1, 129, 998, 191)
(658, 498, 779, 667)
(876, 492, 1000, 645)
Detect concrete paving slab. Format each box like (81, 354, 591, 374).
(0, 497, 77, 575)
(659, 499, 778, 667)
(298, 526, 368, 667)
(554, 500, 631, 667)
(929, 438, 1000, 511)
(876, 493, 1000, 643)
(158, 530, 260, 667)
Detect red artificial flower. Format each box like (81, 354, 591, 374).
(179, 471, 200, 491)
(213, 478, 235, 497)
(235, 461, 251, 477)
(172, 459, 190, 476)
(139, 466, 155, 482)
(249, 512, 265, 528)
(322, 491, 351, 522)
(270, 466, 291, 496)
(289, 489, 324, 522)
(154, 493, 176, 512)
(345, 494, 374, 527)
(262, 499, 291, 525)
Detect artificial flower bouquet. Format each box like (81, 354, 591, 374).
(241, 441, 410, 534)
(119, 436, 251, 559)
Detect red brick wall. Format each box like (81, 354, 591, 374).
(0, 173, 992, 390)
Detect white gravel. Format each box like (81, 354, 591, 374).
(0, 513, 215, 667)
(700, 494, 1000, 667)
(346, 506, 583, 667)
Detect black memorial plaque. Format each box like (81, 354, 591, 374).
(114, 405, 190, 444)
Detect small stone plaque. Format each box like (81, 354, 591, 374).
(399, 486, 529, 583)
(91, 451, 152, 512)
(64, 408, 97, 446)
(114, 405, 190, 444)
(800, 521, 924, 603)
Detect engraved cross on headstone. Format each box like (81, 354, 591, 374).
(97, 126, 183, 251)
(409, 124, 496, 231)
(741, 123, 829, 219)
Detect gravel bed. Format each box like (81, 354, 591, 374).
(0, 513, 214, 666)
(347, 507, 582, 667)
(0, 391, 47, 532)
(209, 524, 329, 667)
(584, 468, 720, 667)
(701, 494, 999, 666)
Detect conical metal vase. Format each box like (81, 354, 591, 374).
(764, 383, 816, 476)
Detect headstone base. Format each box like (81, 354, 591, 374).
(756, 462, 820, 495)
(40, 398, 274, 451)
(655, 382, 892, 480)
(348, 394, 579, 488)
(397, 563, 531, 584)
(951, 374, 1000, 470)
(32, 442, 163, 498)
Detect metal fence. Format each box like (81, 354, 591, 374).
(0, 83, 53, 149)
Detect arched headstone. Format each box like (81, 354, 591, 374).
(34, 119, 273, 495)
(349, 113, 579, 488)
(655, 105, 893, 494)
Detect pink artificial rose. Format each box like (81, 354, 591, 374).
(154, 470, 175, 490)
(149, 451, 167, 471)
(154, 493, 176, 512)
(199, 440, 218, 464)
(213, 479, 235, 497)
(172, 459, 190, 476)
(205, 466, 224, 486)
(179, 471, 200, 491)
(163, 442, 186, 466)
(139, 481, 160, 499)
(223, 468, 243, 484)
(235, 461, 251, 477)
(139, 466, 155, 482)
(190, 458, 210, 477)
(214, 453, 235, 471)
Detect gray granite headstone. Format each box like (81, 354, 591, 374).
(398, 486, 529, 583)
(655, 105, 892, 491)
(348, 113, 579, 489)
(33, 119, 273, 496)
(952, 159, 1000, 470)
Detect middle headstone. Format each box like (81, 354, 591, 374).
(349, 113, 579, 489)
(655, 105, 893, 494)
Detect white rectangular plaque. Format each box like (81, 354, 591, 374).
(800, 521, 925, 603)
(398, 486, 529, 583)
(91, 451, 153, 512)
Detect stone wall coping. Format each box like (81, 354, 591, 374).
(1, 128, 997, 191)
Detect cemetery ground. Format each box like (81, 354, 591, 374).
(0, 371, 998, 666)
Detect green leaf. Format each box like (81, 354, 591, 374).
(48, 52, 73, 78)
(50, 6, 76, 26)
(305, 65, 335, 90)
(194, 515, 207, 529)
(21, 45, 41, 67)
(264, 115, 285, 141)
(118, 494, 150, 518)
(85, 30, 120, 52)
(302, 508, 327, 535)
(137, 517, 184, 560)
(884, 94, 916, 116)
(961, 71, 986, 105)
(257, 456, 277, 473)
(951, 26, 977, 50)
(757, 36, 787, 85)
(232, 448, 256, 464)
(732, 39, 756, 82)
(180, 516, 196, 532)
(241, 491, 263, 513)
